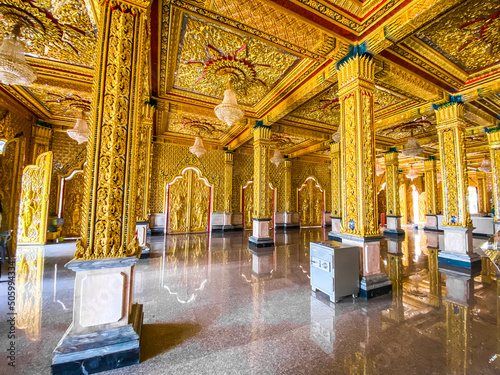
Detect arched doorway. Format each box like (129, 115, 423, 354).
(298, 177, 324, 227)
(165, 167, 212, 234)
(242, 180, 275, 230)
(57, 169, 84, 237)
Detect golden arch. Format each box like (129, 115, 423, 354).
(165, 167, 213, 234)
(298, 176, 324, 227)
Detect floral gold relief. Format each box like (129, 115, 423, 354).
(253, 125, 272, 220)
(17, 151, 53, 245)
(384, 150, 400, 216)
(424, 158, 440, 215)
(299, 178, 323, 227)
(330, 143, 341, 217)
(338, 54, 379, 238)
(487, 131, 500, 221)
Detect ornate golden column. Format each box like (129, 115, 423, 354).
(424, 156, 441, 231)
(221, 150, 235, 231)
(30, 124, 52, 164)
(435, 100, 478, 268)
(328, 141, 342, 240)
(337, 52, 379, 239)
(250, 121, 274, 247)
(476, 170, 489, 214)
(52, 0, 151, 371)
(283, 157, 297, 229)
(384, 148, 404, 236)
(337, 49, 389, 299)
(488, 130, 500, 231)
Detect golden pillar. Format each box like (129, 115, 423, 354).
(435, 101, 478, 267)
(284, 158, 292, 213)
(250, 122, 273, 246)
(424, 156, 441, 231)
(338, 53, 379, 238)
(53, 0, 151, 371)
(30, 124, 52, 164)
(77, 0, 151, 259)
(488, 130, 500, 227)
(329, 142, 342, 239)
(476, 171, 489, 214)
(224, 150, 233, 213)
(384, 148, 404, 236)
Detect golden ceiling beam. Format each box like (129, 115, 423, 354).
(287, 140, 330, 158)
(272, 123, 331, 141)
(224, 126, 254, 150)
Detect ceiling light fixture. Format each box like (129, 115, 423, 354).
(214, 80, 244, 127)
(401, 130, 424, 158)
(67, 111, 89, 144)
(478, 158, 492, 173)
(332, 130, 341, 143)
(0, 25, 36, 86)
(406, 166, 418, 181)
(190, 136, 206, 158)
(270, 149, 284, 167)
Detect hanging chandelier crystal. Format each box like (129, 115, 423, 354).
(270, 149, 284, 166)
(0, 25, 36, 86)
(401, 131, 423, 158)
(406, 166, 418, 181)
(190, 136, 206, 158)
(67, 111, 89, 144)
(376, 163, 385, 176)
(478, 158, 492, 173)
(214, 81, 244, 127)
(332, 129, 341, 143)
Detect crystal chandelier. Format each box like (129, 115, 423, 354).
(406, 166, 418, 181)
(478, 158, 492, 173)
(190, 136, 206, 158)
(401, 131, 423, 158)
(67, 111, 89, 144)
(214, 81, 244, 127)
(376, 163, 385, 176)
(270, 149, 284, 166)
(0, 25, 36, 86)
(332, 129, 341, 143)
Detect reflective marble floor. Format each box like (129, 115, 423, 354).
(0, 227, 499, 374)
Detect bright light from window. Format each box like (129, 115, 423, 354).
(412, 186, 420, 224)
(0, 140, 5, 153)
(468, 186, 478, 214)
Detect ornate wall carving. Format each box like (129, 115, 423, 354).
(60, 171, 84, 237)
(291, 161, 331, 214)
(298, 178, 323, 227)
(0, 138, 22, 234)
(17, 151, 53, 245)
(232, 151, 253, 213)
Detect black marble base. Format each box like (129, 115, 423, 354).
(139, 246, 150, 259)
(211, 225, 235, 232)
(248, 236, 274, 248)
(52, 304, 143, 375)
(283, 223, 300, 230)
(359, 284, 392, 300)
(383, 229, 406, 237)
(423, 226, 442, 232)
(150, 228, 164, 235)
(327, 232, 342, 242)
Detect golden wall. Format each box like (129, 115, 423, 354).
(232, 151, 253, 212)
(150, 142, 225, 213)
(291, 160, 331, 213)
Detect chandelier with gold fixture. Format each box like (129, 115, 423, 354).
(0, 24, 36, 86)
(67, 110, 89, 144)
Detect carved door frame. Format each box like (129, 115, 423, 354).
(241, 180, 275, 230)
(57, 168, 84, 237)
(297, 176, 325, 227)
(164, 167, 213, 234)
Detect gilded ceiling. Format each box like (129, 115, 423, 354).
(174, 14, 300, 106)
(0, 0, 96, 67)
(27, 86, 91, 118)
(416, 0, 500, 73)
(167, 110, 228, 140)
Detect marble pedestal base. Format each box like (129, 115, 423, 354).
(341, 235, 391, 300)
(495, 221, 500, 234)
(249, 219, 274, 247)
(52, 256, 142, 374)
(136, 221, 150, 259)
(384, 216, 405, 236)
(328, 217, 342, 241)
(424, 215, 441, 232)
(276, 212, 299, 229)
(438, 226, 480, 269)
(211, 212, 235, 232)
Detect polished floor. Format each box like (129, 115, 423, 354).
(0, 227, 499, 374)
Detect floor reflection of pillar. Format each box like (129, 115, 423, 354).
(342, 238, 391, 299)
(428, 248, 442, 308)
(249, 248, 275, 278)
(440, 267, 478, 375)
(52, 257, 142, 374)
(385, 238, 404, 322)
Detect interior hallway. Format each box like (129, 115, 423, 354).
(1, 227, 498, 374)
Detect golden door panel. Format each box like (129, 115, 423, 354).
(243, 182, 274, 229)
(299, 179, 323, 227)
(61, 172, 84, 237)
(167, 169, 210, 234)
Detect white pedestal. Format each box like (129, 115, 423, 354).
(384, 216, 405, 236)
(424, 215, 440, 231)
(438, 226, 481, 269)
(211, 212, 234, 232)
(135, 221, 150, 258)
(52, 256, 142, 374)
(328, 217, 342, 240)
(249, 219, 274, 247)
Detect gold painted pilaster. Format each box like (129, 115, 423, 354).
(252, 124, 272, 220)
(424, 157, 440, 215)
(476, 171, 489, 214)
(77, 0, 152, 259)
(136, 104, 154, 222)
(435, 103, 471, 227)
(224, 151, 233, 213)
(330, 142, 341, 218)
(384, 149, 400, 216)
(284, 158, 292, 212)
(338, 54, 379, 237)
(428, 247, 441, 308)
(30, 124, 52, 164)
(488, 131, 500, 221)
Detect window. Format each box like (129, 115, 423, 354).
(468, 186, 478, 214)
(0, 140, 5, 154)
